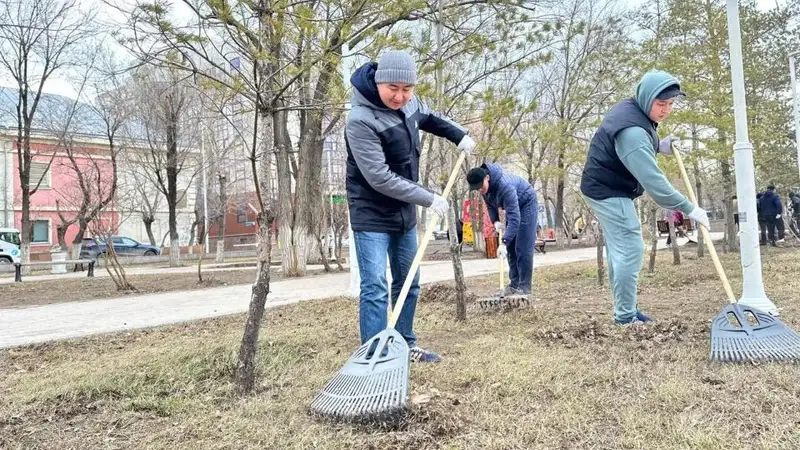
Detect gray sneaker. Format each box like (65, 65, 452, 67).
(497, 287, 527, 297)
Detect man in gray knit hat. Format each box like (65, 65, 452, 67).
(346, 49, 475, 363)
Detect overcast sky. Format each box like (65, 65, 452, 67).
(0, 0, 790, 100)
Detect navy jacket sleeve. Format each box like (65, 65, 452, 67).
(501, 186, 521, 243)
(773, 195, 782, 215)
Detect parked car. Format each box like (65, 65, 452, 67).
(80, 236, 160, 259)
(0, 227, 22, 266)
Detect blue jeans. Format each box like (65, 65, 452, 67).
(354, 228, 420, 347)
(506, 202, 537, 293)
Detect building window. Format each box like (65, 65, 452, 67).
(29, 162, 51, 188)
(176, 189, 188, 209)
(32, 220, 49, 243)
(237, 202, 247, 223)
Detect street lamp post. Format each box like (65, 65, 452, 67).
(790, 53, 800, 181)
(724, 0, 779, 315)
(342, 43, 360, 297)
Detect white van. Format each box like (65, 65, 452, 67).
(0, 227, 22, 266)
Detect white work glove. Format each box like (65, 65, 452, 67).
(688, 206, 710, 230)
(457, 134, 476, 155)
(498, 243, 507, 257)
(658, 135, 676, 155)
(776, 214, 782, 219)
(494, 221, 503, 232)
(429, 194, 449, 216)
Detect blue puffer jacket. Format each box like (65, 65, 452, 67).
(481, 163, 538, 243)
(759, 190, 782, 217)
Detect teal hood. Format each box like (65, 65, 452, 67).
(634, 70, 681, 114)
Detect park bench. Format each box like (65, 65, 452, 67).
(13, 259, 96, 282)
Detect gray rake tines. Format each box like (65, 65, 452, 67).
(477, 295, 529, 311)
(710, 303, 800, 363)
(310, 328, 410, 423)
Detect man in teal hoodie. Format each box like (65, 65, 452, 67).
(579, 70, 710, 325)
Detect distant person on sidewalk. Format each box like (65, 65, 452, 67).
(579, 70, 710, 326)
(467, 163, 538, 295)
(757, 192, 767, 245)
(345, 49, 475, 363)
(789, 191, 800, 236)
(758, 185, 783, 246)
(665, 209, 685, 247)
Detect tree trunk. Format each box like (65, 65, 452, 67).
(668, 220, 680, 265)
(469, 191, 485, 253)
(195, 171, 206, 246)
(197, 230, 206, 283)
(555, 157, 565, 250)
(448, 198, 467, 321)
(294, 41, 342, 275)
(215, 240, 225, 262)
(720, 159, 738, 252)
(170, 238, 180, 265)
(56, 223, 70, 251)
(691, 127, 704, 258)
(103, 240, 135, 291)
(648, 206, 658, 273)
(440, 53, 466, 319)
(20, 187, 31, 266)
(144, 216, 156, 246)
(417, 136, 435, 242)
(67, 219, 88, 259)
(273, 109, 302, 275)
(188, 222, 196, 248)
(305, 233, 320, 264)
(334, 225, 344, 271)
(189, 209, 200, 247)
(542, 177, 552, 239)
(216, 175, 227, 263)
(166, 112, 180, 268)
(71, 242, 82, 261)
(316, 233, 332, 272)
(235, 211, 274, 394)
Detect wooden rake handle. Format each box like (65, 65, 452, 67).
(498, 225, 505, 294)
(388, 151, 467, 329)
(498, 249, 504, 294)
(673, 147, 737, 304)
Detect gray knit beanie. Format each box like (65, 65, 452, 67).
(374, 50, 417, 85)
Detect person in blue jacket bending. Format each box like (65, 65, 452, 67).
(579, 69, 710, 326)
(467, 163, 538, 295)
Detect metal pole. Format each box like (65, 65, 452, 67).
(791, 55, 800, 181)
(202, 130, 210, 253)
(343, 42, 360, 297)
(327, 143, 334, 259)
(725, 0, 778, 314)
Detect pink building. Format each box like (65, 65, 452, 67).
(2, 137, 120, 260)
(1, 87, 122, 260)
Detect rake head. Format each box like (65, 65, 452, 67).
(476, 294, 529, 311)
(310, 328, 410, 423)
(710, 303, 800, 363)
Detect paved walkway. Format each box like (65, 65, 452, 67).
(0, 234, 721, 348)
(0, 261, 332, 285)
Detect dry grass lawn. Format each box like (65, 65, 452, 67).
(2, 246, 800, 449)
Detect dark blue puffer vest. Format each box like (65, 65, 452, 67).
(580, 98, 659, 200)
